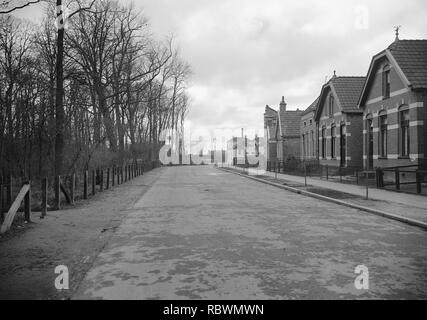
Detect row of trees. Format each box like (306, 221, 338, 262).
(0, 0, 191, 180)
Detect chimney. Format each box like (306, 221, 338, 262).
(279, 96, 287, 113)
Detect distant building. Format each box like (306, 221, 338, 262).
(264, 105, 278, 163)
(226, 136, 259, 166)
(314, 74, 366, 168)
(264, 97, 303, 164)
(358, 38, 427, 169)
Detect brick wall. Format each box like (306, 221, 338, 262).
(300, 111, 317, 160)
(361, 58, 426, 169)
(317, 92, 363, 168)
(284, 137, 301, 160)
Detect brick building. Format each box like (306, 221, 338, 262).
(300, 98, 318, 160)
(314, 75, 366, 168)
(357, 38, 427, 169)
(264, 97, 303, 163)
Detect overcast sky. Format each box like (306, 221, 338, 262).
(12, 0, 427, 140)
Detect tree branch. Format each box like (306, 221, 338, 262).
(0, 0, 41, 14)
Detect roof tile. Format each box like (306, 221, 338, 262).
(388, 40, 427, 89)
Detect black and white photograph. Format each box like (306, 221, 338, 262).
(0, 0, 426, 309)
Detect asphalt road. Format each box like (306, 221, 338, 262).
(74, 165, 427, 299)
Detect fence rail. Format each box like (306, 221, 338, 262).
(265, 160, 426, 195)
(376, 165, 426, 194)
(0, 160, 161, 233)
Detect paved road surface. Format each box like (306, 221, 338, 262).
(75, 166, 427, 299)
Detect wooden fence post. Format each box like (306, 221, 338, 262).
(304, 162, 307, 187)
(41, 177, 48, 218)
(112, 167, 115, 187)
(375, 168, 383, 188)
(0, 178, 3, 221)
(106, 168, 110, 190)
(395, 169, 400, 190)
(100, 169, 104, 192)
(416, 170, 422, 194)
(70, 173, 75, 205)
(0, 183, 31, 234)
(92, 170, 96, 195)
(54, 176, 61, 210)
(24, 180, 31, 222)
(6, 174, 12, 208)
(83, 170, 88, 199)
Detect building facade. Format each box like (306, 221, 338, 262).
(300, 98, 318, 161)
(358, 39, 427, 169)
(264, 97, 303, 164)
(314, 75, 366, 168)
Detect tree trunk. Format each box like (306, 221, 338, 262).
(55, 0, 65, 177)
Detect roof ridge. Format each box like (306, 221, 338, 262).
(333, 76, 366, 79)
(396, 39, 427, 41)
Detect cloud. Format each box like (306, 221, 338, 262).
(13, 0, 427, 139)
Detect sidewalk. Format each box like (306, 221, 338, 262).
(0, 168, 163, 299)
(221, 165, 427, 225)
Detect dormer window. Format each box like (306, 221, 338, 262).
(382, 65, 391, 99)
(328, 94, 334, 117)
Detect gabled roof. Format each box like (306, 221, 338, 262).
(279, 109, 303, 137)
(388, 40, 427, 89)
(358, 39, 427, 107)
(302, 97, 319, 116)
(264, 105, 277, 117)
(315, 76, 366, 121)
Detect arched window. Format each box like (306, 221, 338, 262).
(311, 130, 315, 157)
(382, 65, 391, 99)
(366, 114, 374, 168)
(329, 94, 334, 117)
(321, 126, 326, 159)
(331, 124, 336, 159)
(379, 110, 388, 157)
(302, 134, 305, 158)
(399, 105, 410, 157)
